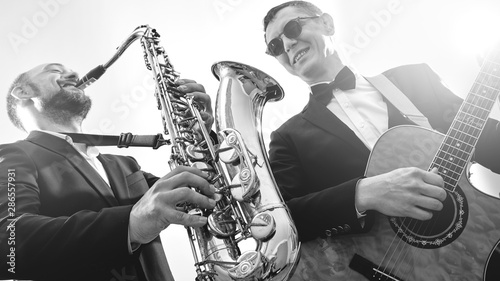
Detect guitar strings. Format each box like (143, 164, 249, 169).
(377, 130, 468, 279)
(381, 141, 459, 280)
(377, 47, 500, 281)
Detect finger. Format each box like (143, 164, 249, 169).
(154, 170, 211, 196)
(167, 175, 216, 198)
(176, 82, 206, 96)
(172, 172, 215, 198)
(423, 168, 444, 187)
(200, 111, 214, 125)
(170, 171, 208, 190)
(166, 166, 210, 180)
(187, 92, 213, 113)
(175, 78, 197, 85)
(418, 184, 447, 202)
(170, 210, 208, 227)
(420, 169, 446, 201)
(419, 174, 447, 202)
(200, 183, 217, 198)
(167, 187, 216, 209)
(173, 187, 217, 207)
(413, 207, 434, 220)
(414, 195, 444, 212)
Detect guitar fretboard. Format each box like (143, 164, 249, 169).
(432, 46, 500, 192)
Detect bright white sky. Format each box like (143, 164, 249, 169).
(1, 0, 499, 280)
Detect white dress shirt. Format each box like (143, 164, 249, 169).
(318, 73, 389, 150)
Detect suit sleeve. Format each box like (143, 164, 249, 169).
(269, 130, 369, 242)
(0, 144, 138, 280)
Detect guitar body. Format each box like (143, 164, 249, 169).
(290, 125, 500, 281)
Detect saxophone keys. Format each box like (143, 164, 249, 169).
(230, 169, 258, 202)
(190, 162, 217, 183)
(186, 144, 206, 161)
(227, 251, 267, 280)
(207, 211, 237, 238)
(217, 140, 239, 164)
(250, 212, 276, 242)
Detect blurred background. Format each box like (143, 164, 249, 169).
(1, 0, 499, 280)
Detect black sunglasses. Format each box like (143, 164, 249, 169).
(266, 16, 320, 57)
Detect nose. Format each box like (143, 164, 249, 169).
(282, 35, 297, 54)
(62, 69, 79, 82)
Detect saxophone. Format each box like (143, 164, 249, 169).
(76, 25, 300, 281)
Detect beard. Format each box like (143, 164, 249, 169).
(34, 83, 92, 125)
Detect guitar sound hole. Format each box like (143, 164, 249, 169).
(389, 185, 468, 249)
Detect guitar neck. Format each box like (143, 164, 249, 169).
(432, 46, 500, 192)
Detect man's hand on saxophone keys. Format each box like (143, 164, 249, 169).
(128, 166, 217, 245)
(175, 78, 214, 132)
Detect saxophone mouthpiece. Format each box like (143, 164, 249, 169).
(76, 65, 107, 90)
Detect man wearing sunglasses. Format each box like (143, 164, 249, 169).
(263, 1, 500, 279)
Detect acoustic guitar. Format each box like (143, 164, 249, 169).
(291, 45, 500, 280)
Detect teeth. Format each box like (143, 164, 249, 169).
(294, 49, 307, 64)
(61, 82, 75, 87)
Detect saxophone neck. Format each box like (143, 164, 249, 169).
(104, 25, 151, 69)
(76, 25, 152, 89)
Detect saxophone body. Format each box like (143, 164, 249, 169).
(76, 25, 300, 281)
(197, 61, 301, 281)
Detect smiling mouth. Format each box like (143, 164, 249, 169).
(293, 47, 309, 64)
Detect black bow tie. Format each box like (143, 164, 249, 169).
(311, 66, 356, 105)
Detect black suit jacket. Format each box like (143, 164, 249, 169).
(0, 131, 172, 281)
(269, 64, 500, 242)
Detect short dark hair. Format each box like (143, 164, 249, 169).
(6, 72, 29, 131)
(263, 1, 323, 32)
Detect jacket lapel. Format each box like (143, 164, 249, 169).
(303, 96, 369, 154)
(97, 154, 130, 205)
(26, 131, 118, 206)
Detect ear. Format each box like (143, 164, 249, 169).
(10, 86, 34, 101)
(320, 13, 335, 36)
